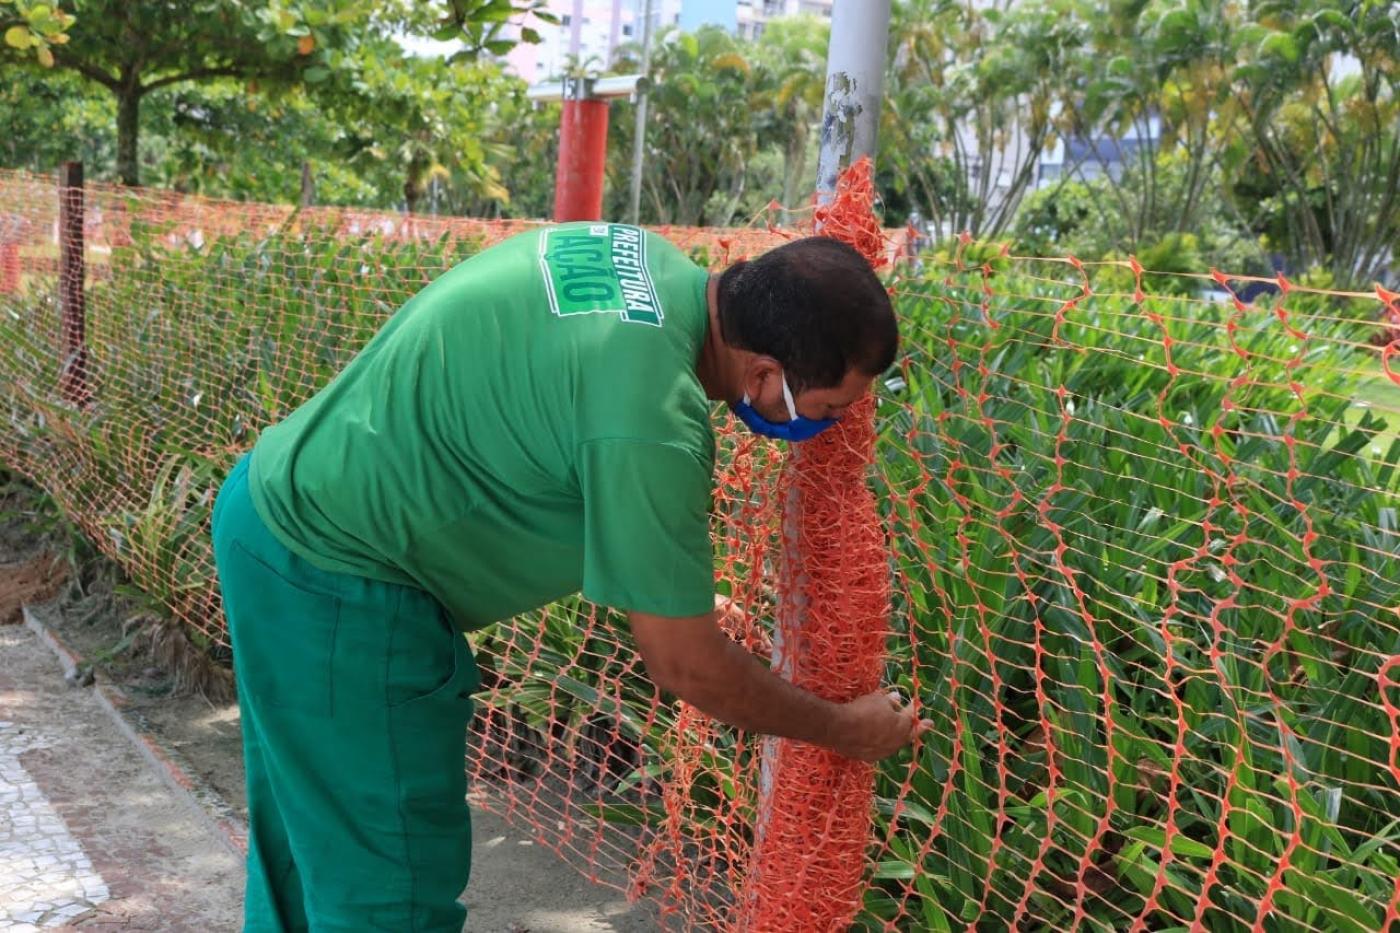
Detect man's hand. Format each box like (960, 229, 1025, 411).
(629, 608, 929, 763)
(829, 690, 932, 763)
(713, 593, 745, 630)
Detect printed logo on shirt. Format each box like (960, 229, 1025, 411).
(539, 224, 663, 326)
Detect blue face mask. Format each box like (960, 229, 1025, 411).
(730, 373, 838, 442)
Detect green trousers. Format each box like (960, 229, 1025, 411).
(213, 454, 481, 932)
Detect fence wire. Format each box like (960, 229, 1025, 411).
(2, 167, 1399, 931)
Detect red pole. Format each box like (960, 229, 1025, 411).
(554, 98, 610, 222)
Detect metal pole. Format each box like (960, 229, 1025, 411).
(568, 0, 584, 59)
(554, 79, 612, 222)
(745, 1, 893, 924)
(625, 0, 655, 225)
(764, 0, 893, 785)
(58, 161, 88, 406)
(813, 0, 892, 203)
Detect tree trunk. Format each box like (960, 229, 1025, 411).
(116, 88, 141, 186)
(781, 123, 809, 224)
(300, 161, 315, 207)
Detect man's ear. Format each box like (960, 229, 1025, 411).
(743, 355, 783, 403)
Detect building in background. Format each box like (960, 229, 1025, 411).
(679, 0, 736, 32)
(1035, 115, 1163, 187)
(502, 0, 831, 80)
(735, 0, 832, 40)
(504, 0, 683, 80)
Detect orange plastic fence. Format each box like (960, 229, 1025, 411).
(3, 166, 1400, 931)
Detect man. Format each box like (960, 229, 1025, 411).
(211, 222, 929, 931)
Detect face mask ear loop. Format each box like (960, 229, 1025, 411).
(780, 375, 800, 422)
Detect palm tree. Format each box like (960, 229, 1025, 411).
(754, 16, 829, 223)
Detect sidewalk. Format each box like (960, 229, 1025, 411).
(0, 624, 243, 930)
(1, 620, 656, 932)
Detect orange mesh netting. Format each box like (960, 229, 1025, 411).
(730, 156, 893, 930)
(3, 164, 1400, 931)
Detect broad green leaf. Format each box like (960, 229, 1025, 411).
(1259, 32, 1300, 63)
(871, 859, 917, 880)
(1124, 827, 1215, 861)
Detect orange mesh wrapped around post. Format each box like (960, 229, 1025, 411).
(735, 157, 894, 931)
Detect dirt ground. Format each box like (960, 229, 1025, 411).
(0, 478, 657, 931)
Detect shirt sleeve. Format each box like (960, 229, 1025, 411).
(578, 438, 715, 617)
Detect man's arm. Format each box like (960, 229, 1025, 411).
(629, 608, 930, 762)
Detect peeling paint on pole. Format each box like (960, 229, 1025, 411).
(814, 0, 892, 204)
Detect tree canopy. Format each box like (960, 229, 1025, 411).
(1, 0, 1394, 285)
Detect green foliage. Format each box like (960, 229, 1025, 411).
(1222, 0, 1399, 285)
(606, 25, 763, 226)
(0, 43, 546, 215)
(598, 15, 836, 226)
(4, 0, 373, 184)
(375, 0, 558, 62)
(1012, 149, 1271, 278)
(860, 267, 1400, 929)
(1, 0, 74, 67)
(885, 0, 1089, 237)
(887, 0, 1396, 286)
(2, 0, 551, 190)
(1009, 181, 1098, 256)
(0, 60, 114, 170)
(0, 221, 483, 616)
(4, 215, 1398, 927)
(751, 15, 827, 218)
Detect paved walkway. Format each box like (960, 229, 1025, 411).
(1, 619, 658, 931)
(1, 719, 111, 928)
(0, 625, 243, 930)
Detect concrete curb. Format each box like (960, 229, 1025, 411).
(21, 603, 250, 860)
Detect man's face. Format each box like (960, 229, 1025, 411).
(746, 362, 873, 425)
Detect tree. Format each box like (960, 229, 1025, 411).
(315, 50, 520, 214)
(753, 15, 828, 221)
(0, 0, 367, 185)
(609, 26, 762, 226)
(449, 85, 559, 219)
(1057, 0, 1249, 253)
(1227, 0, 1399, 286)
(884, 0, 1087, 238)
(0, 58, 113, 171)
(2, 0, 553, 188)
(0, 30, 543, 214)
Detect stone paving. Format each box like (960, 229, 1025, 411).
(1, 720, 109, 930)
(0, 625, 243, 930)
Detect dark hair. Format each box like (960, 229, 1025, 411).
(715, 237, 897, 391)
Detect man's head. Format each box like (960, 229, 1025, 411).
(713, 237, 897, 432)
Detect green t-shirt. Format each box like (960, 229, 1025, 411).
(248, 222, 716, 629)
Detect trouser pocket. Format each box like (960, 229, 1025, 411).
(225, 539, 341, 717)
